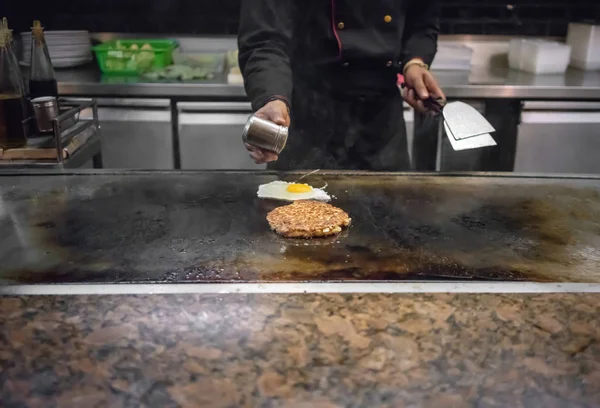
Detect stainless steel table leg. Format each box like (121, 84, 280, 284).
(412, 112, 438, 171)
(93, 152, 103, 169)
(170, 99, 181, 170)
(479, 99, 522, 172)
(413, 99, 522, 172)
(435, 119, 443, 172)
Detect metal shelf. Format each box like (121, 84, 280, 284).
(0, 98, 103, 169)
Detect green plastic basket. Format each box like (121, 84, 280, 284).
(93, 39, 178, 75)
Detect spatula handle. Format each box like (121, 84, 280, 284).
(400, 83, 446, 115)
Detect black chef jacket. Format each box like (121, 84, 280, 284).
(238, 0, 440, 111)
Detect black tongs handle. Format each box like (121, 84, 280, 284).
(400, 82, 446, 115)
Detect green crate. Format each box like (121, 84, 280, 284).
(93, 39, 178, 75)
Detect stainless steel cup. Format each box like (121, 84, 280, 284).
(31, 96, 59, 133)
(242, 115, 288, 154)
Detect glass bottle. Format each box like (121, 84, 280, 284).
(2, 18, 27, 102)
(0, 30, 27, 148)
(29, 20, 58, 99)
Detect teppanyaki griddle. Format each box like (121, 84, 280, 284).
(1, 171, 599, 284)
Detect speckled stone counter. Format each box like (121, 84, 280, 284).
(1, 293, 599, 407)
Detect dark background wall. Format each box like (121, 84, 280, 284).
(3, 0, 599, 37)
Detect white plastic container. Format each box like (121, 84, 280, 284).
(172, 50, 226, 73)
(431, 44, 473, 71)
(508, 39, 571, 74)
(508, 38, 525, 71)
(567, 23, 600, 71)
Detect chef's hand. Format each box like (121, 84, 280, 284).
(245, 99, 290, 164)
(402, 64, 445, 114)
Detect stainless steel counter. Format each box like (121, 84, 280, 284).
(56, 67, 243, 100)
(51, 57, 600, 173)
(2, 282, 600, 295)
(56, 64, 600, 100)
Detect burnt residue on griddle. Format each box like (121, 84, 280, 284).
(267, 265, 536, 282)
(2, 174, 600, 284)
(264, 243, 543, 282)
(454, 194, 600, 266)
(511, 199, 574, 245)
(450, 200, 572, 262)
(255, 181, 600, 283)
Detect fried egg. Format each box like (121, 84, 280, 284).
(257, 181, 331, 202)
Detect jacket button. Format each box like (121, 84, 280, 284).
(384, 15, 392, 23)
(386, 61, 393, 67)
(337, 22, 345, 30)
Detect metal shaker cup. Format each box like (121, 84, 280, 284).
(242, 115, 288, 154)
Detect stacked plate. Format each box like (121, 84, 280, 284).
(20, 30, 93, 68)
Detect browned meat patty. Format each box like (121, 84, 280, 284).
(266, 200, 351, 238)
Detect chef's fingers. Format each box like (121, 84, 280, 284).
(255, 110, 282, 125)
(404, 90, 417, 111)
(271, 111, 290, 128)
(256, 101, 291, 127)
(411, 74, 429, 100)
(244, 143, 260, 153)
(249, 152, 265, 163)
(401, 86, 409, 100)
(246, 144, 265, 161)
(251, 151, 278, 164)
(402, 88, 416, 105)
(262, 151, 279, 162)
(424, 72, 445, 101)
(403, 89, 426, 113)
(245, 143, 278, 164)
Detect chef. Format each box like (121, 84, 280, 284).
(238, 0, 445, 171)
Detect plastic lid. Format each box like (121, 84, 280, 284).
(31, 96, 56, 103)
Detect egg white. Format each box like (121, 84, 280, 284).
(257, 181, 331, 202)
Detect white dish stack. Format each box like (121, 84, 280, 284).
(567, 23, 600, 71)
(508, 39, 572, 74)
(20, 30, 93, 68)
(430, 44, 473, 71)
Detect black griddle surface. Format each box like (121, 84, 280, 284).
(1, 172, 600, 284)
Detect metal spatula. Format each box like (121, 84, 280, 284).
(402, 84, 497, 151)
(441, 101, 497, 151)
(292, 169, 320, 183)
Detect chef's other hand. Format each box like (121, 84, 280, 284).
(245, 99, 290, 164)
(403, 65, 446, 114)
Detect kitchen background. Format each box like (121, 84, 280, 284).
(1, 0, 599, 174)
(2, 0, 600, 37)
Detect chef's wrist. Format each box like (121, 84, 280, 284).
(263, 95, 291, 113)
(403, 58, 429, 75)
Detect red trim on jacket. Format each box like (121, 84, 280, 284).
(331, 0, 342, 58)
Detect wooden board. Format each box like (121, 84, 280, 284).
(0, 132, 92, 161)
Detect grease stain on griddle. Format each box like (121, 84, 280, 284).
(1, 174, 600, 283)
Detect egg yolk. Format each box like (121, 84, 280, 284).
(286, 183, 313, 193)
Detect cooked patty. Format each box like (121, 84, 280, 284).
(267, 200, 351, 238)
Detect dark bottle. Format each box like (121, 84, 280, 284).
(1, 18, 26, 98)
(2, 17, 29, 123)
(0, 30, 27, 148)
(29, 20, 58, 100)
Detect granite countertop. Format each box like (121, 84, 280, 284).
(1, 292, 599, 407)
